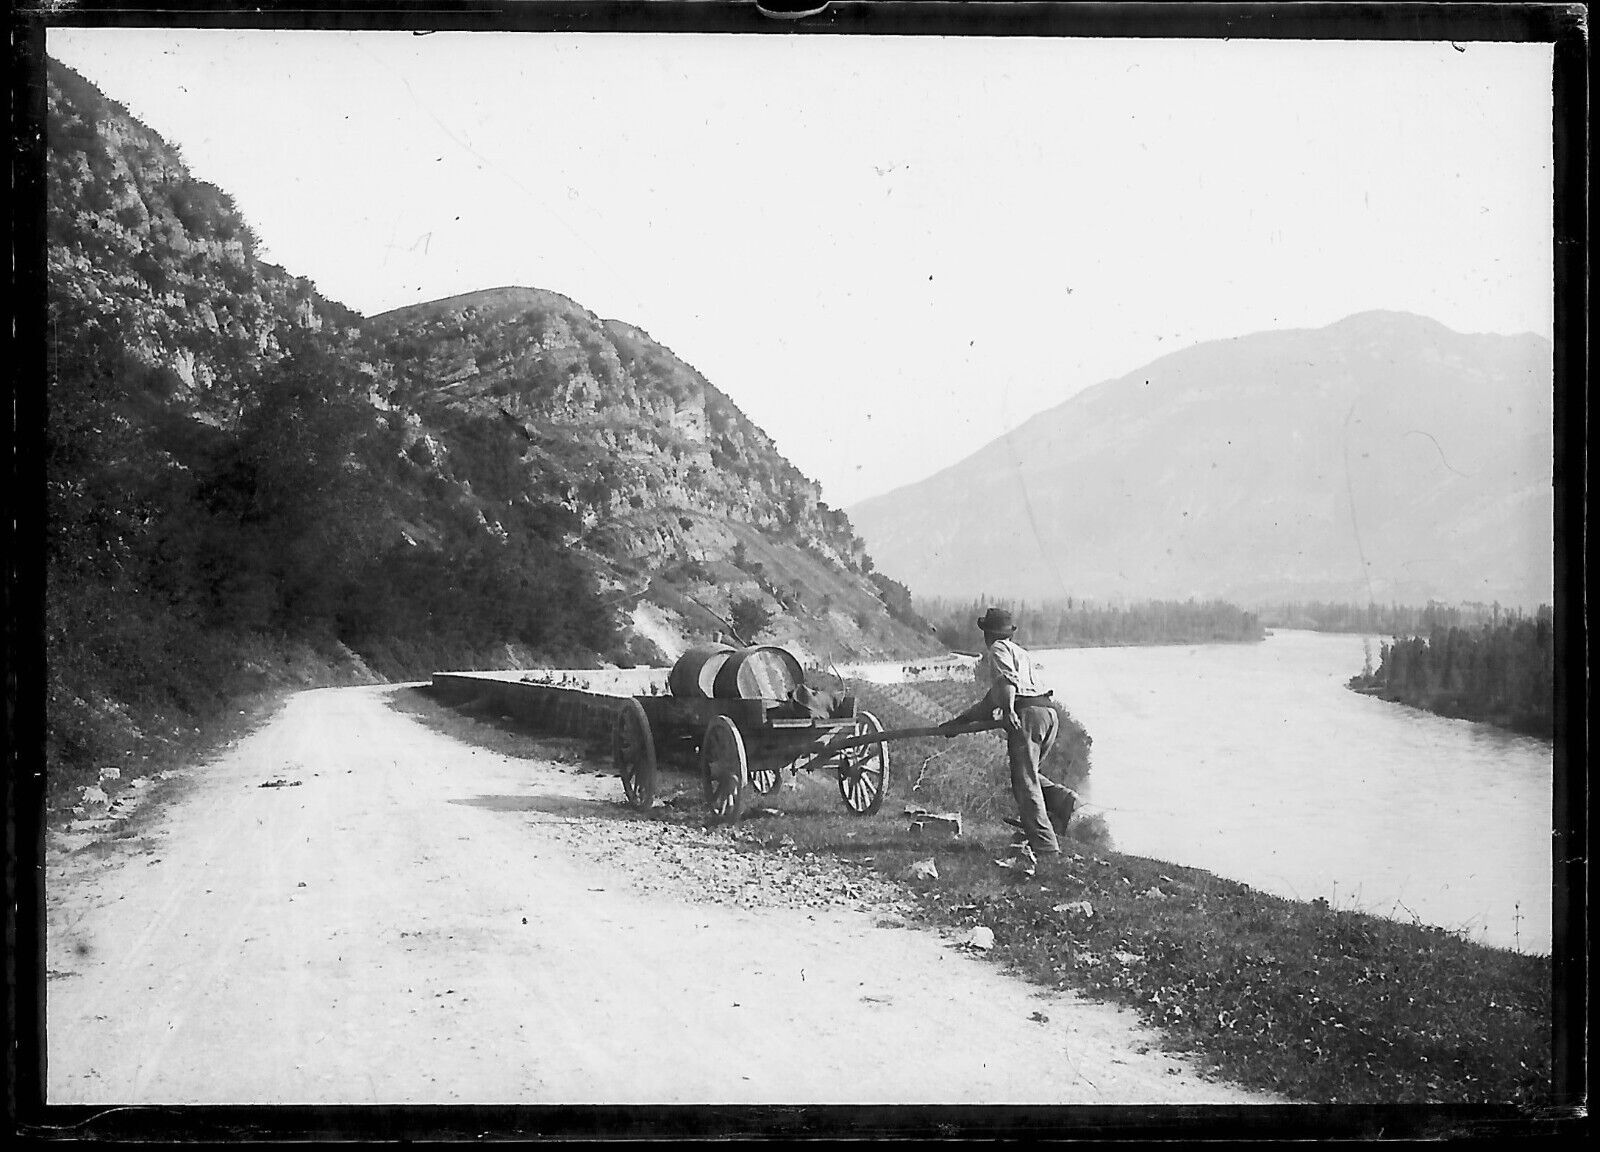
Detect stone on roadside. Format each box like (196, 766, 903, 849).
(965, 926, 995, 951)
(901, 857, 939, 881)
(1053, 900, 1094, 918)
(1141, 886, 1169, 899)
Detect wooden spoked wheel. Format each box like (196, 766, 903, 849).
(700, 715, 749, 824)
(748, 759, 783, 796)
(613, 699, 657, 810)
(837, 710, 889, 815)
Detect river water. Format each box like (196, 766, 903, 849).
(1031, 630, 1553, 955)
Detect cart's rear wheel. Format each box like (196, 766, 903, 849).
(837, 710, 889, 815)
(700, 715, 749, 823)
(613, 699, 657, 810)
(749, 760, 783, 796)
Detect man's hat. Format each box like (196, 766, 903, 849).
(976, 607, 1017, 635)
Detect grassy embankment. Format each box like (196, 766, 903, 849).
(392, 679, 1552, 1106)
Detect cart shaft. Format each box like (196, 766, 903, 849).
(790, 719, 1001, 776)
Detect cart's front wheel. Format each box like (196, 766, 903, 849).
(613, 699, 657, 810)
(700, 715, 749, 823)
(838, 710, 889, 815)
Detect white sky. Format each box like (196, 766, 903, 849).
(46, 30, 1554, 508)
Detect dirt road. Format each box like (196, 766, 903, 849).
(47, 685, 1279, 1105)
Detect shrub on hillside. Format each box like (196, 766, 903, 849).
(868, 570, 930, 633)
(846, 678, 1105, 848)
(729, 596, 773, 644)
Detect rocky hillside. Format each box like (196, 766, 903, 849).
(44, 58, 934, 802)
(361, 287, 933, 665)
(46, 62, 361, 422)
(850, 312, 1553, 610)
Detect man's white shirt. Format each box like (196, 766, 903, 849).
(980, 638, 1048, 696)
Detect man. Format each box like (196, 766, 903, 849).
(940, 607, 1077, 871)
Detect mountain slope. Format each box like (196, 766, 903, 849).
(44, 57, 935, 805)
(361, 285, 937, 663)
(46, 62, 360, 421)
(45, 58, 932, 671)
(849, 312, 1553, 608)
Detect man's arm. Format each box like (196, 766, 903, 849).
(942, 680, 1020, 733)
(995, 679, 1021, 732)
(946, 690, 991, 726)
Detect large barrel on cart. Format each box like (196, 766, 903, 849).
(665, 644, 806, 701)
(612, 645, 888, 823)
(664, 645, 735, 698)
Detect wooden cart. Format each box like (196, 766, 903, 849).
(611, 691, 889, 823)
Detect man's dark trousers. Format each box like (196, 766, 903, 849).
(1009, 703, 1073, 855)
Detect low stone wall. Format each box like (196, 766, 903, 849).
(430, 673, 624, 743)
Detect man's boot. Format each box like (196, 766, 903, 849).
(1047, 790, 1078, 838)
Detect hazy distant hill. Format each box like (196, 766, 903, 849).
(849, 312, 1553, 610)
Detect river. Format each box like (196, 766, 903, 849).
(523, 632, 1553, 954)
(1031, 629, 1552, 955)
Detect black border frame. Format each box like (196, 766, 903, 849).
(8, 1, 1589, 1142)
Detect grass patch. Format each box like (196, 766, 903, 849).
(731, 785, 1552, 1105)
(406, 678, 1551, 1105)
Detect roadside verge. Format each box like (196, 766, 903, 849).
(396, 684, 1552, 1106)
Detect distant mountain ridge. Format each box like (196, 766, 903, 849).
(849, 311, 1553, 609)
